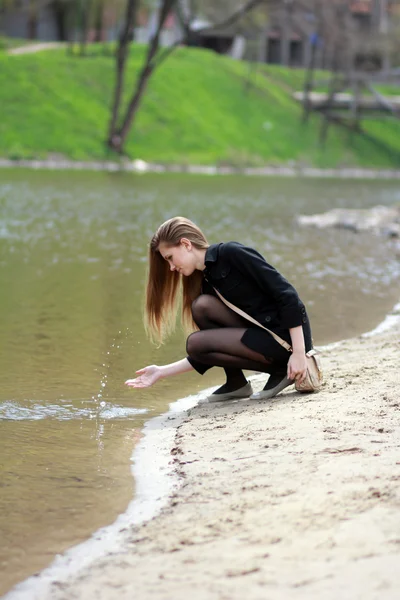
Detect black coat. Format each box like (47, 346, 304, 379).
(202, 242, 309, 332)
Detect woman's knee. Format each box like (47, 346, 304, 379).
(191, 295, 220, 328)
(191, 294, 214, 319)
(186, 330, 209, 360)
(186, 331, 200, 358)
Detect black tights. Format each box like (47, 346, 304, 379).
(187, 295, 287, 393)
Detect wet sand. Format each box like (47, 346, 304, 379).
(5, 314, 400, 600)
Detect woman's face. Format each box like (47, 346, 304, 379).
(158, 241, 197, 276)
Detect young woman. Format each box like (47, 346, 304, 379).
(125, 216, 313, 402)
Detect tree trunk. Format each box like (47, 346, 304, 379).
(258, 26, 268, 63)
(302, 39, 317, 124)
(27, 3, 38, 40)
(108, 0, 175, 153)
(94, 0, 105, 43)
(80, 0, 93, 56)
(107, 0, 138, 150)
(350, 77, 361, 132)
(280, 0, 291, 66)
(110, 62, 154, 153)
(379, 0, 391, 71)
(319, 66, 343, 146)
(52, 0, 69, 41)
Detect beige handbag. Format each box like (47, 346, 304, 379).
(213, 288, 323, 393)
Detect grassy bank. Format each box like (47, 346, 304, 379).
(1, 43, 400, 167)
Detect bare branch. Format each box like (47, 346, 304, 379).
(156, 0, 265, 67)
(193, 0, 265, 36)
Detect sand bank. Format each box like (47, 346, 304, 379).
(5, 309, 400, 600)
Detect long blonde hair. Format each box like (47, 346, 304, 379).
(145, 217, 209, 344)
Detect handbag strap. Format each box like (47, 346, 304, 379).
(213, 287, 293, 353)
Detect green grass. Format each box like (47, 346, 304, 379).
(1, 43, 400, 167)
(0, 35, 36, 51)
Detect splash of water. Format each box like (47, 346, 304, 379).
(91, 328, 129, 416)
(89, 327, 132, 472)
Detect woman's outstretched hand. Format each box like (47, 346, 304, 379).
(287, 352, 307, 383)
(125, 365, 161, 388)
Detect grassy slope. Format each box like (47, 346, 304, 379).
(0, 35, 34, 51)
(1, 43, 400, 167)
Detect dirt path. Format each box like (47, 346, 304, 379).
(7, 42, 64, 55)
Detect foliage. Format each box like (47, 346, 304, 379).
(1, 44, 400, 166)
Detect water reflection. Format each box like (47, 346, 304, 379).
(0, 170, 399, 594)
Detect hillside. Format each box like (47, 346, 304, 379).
(1, 43, 400, 168)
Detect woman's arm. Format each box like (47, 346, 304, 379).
(125, 358, 194, 388)
(287, 326, 307, 383)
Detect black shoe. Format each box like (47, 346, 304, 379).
(250, 372, 293, 400)
(205, 381, 253, 403)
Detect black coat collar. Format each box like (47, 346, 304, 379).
(204, 243, 228, 280)
(204, 243, 222, 266)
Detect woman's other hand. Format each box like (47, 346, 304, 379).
(125, 365, 161, 388)
(287, 352, 307, 383)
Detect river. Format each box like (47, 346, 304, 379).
(1, 169, 399, 595)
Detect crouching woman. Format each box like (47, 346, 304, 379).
(125, 216, 313, 402)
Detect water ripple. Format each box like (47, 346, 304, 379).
(0, 401, 148, 422)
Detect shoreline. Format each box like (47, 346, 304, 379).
(2, 158, 400, 179)
(4, 301, 400, 600)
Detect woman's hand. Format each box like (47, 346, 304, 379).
(125, 365, 161, 388)
(287, 352, 307, 383)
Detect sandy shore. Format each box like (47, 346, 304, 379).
(5, 314, 400, 600)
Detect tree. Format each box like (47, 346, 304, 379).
(0, 0, 121, 46)
(51, 0, 71, 41)
(107, 0, 265, 154)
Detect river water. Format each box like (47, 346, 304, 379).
(0, 169, 399, 595)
